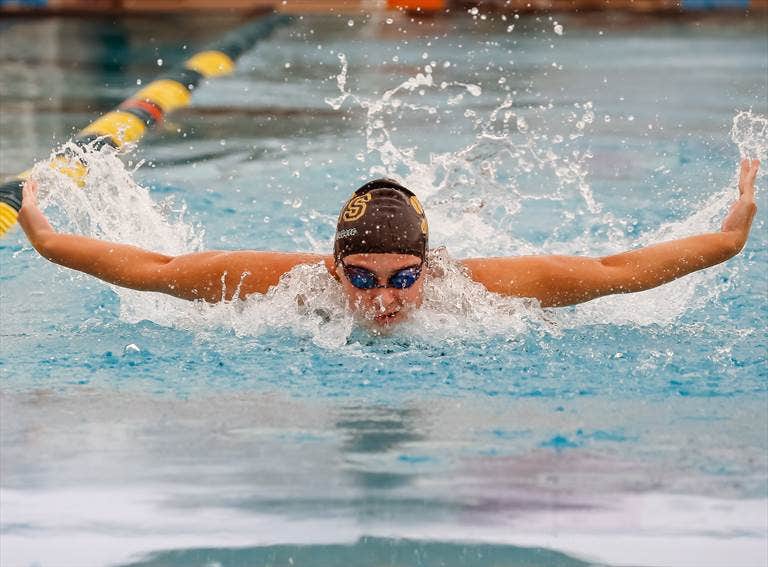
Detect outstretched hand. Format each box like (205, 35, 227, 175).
(721, 159, 759, 249)
(18, 179, 55, 249)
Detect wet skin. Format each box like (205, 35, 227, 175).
(333, 253, 425, 327)
(17, 160, 760, 319)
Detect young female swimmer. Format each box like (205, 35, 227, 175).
(17, 159, 759, 328)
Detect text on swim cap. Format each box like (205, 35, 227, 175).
(336, 227, 358, 239)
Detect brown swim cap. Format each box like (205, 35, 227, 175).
(333, 178, 429, 264)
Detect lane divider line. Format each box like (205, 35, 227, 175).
(0, 13, 292, 238)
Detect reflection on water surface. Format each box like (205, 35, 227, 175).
(1, 9, 766, 567)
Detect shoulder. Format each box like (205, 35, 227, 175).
(243, 251, 334, 276)
(213, 251, 335, 296)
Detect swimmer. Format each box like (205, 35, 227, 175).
(17, 159, 759, 328)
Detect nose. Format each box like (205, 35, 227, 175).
(371, 287, 398, 310)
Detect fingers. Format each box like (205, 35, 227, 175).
(739, 158, 759, 177)
(22, 178, 38, 194)
(738, 158, 759, 199)
(21, 179, 39, 205)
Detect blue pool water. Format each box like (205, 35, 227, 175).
(1, 10, 767, 567)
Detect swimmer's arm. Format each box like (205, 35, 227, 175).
(462, 159, 759, 307)
(18, 180, 332, 302)
(149, 250, 332, 301)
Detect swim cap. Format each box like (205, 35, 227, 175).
(334, 178, 429, 264)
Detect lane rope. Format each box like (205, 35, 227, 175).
(0, 13, 292, 237)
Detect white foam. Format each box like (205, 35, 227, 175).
(30, 89, 766, 348)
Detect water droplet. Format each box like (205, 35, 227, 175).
(347, 19, 354, 27)
(385, 17, 393, 24)
(124, 343, 140, 354)
(284, 62, 291, 68)
(136, 79, 142, 85)
(554, 23, 564, 35)
(156, 58, 163, 66)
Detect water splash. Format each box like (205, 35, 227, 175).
(28, 93, 766, 348)
(731, 110, 768, 160)
(325, 55, 600, 258)
(407, 247, 556, 342)
(322, 62, 767, 331)
(31, 142, 204, 326)
(32, 142, 201, 256)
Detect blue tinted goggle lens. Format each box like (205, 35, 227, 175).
(343, 264, 422, 290)
(389, 267, 421, 289)
(345, 266, 378, 289)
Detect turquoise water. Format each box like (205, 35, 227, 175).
(1, 11, 767, 567)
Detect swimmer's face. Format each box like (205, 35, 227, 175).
(335, 253, 425, 328)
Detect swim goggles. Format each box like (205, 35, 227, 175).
(340, 260, 423, 290)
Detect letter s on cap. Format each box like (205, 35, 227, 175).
(341, 193, 372, 222)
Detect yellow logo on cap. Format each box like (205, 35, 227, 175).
(409, 195, 428, 235)
(341, 193, 372, 222)
(409, 195, 424, 215)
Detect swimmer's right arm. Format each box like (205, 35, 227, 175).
(18, 180, 332, 302)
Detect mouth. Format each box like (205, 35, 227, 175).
(373, 310, 403, 325)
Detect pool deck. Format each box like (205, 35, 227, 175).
(1, 0, 766, 15)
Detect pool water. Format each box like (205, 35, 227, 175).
(1, 10, 767, 567)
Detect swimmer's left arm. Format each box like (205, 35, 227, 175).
(462, 159, 759, 307)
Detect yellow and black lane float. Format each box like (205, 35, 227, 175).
(0, 13, 292, 237)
